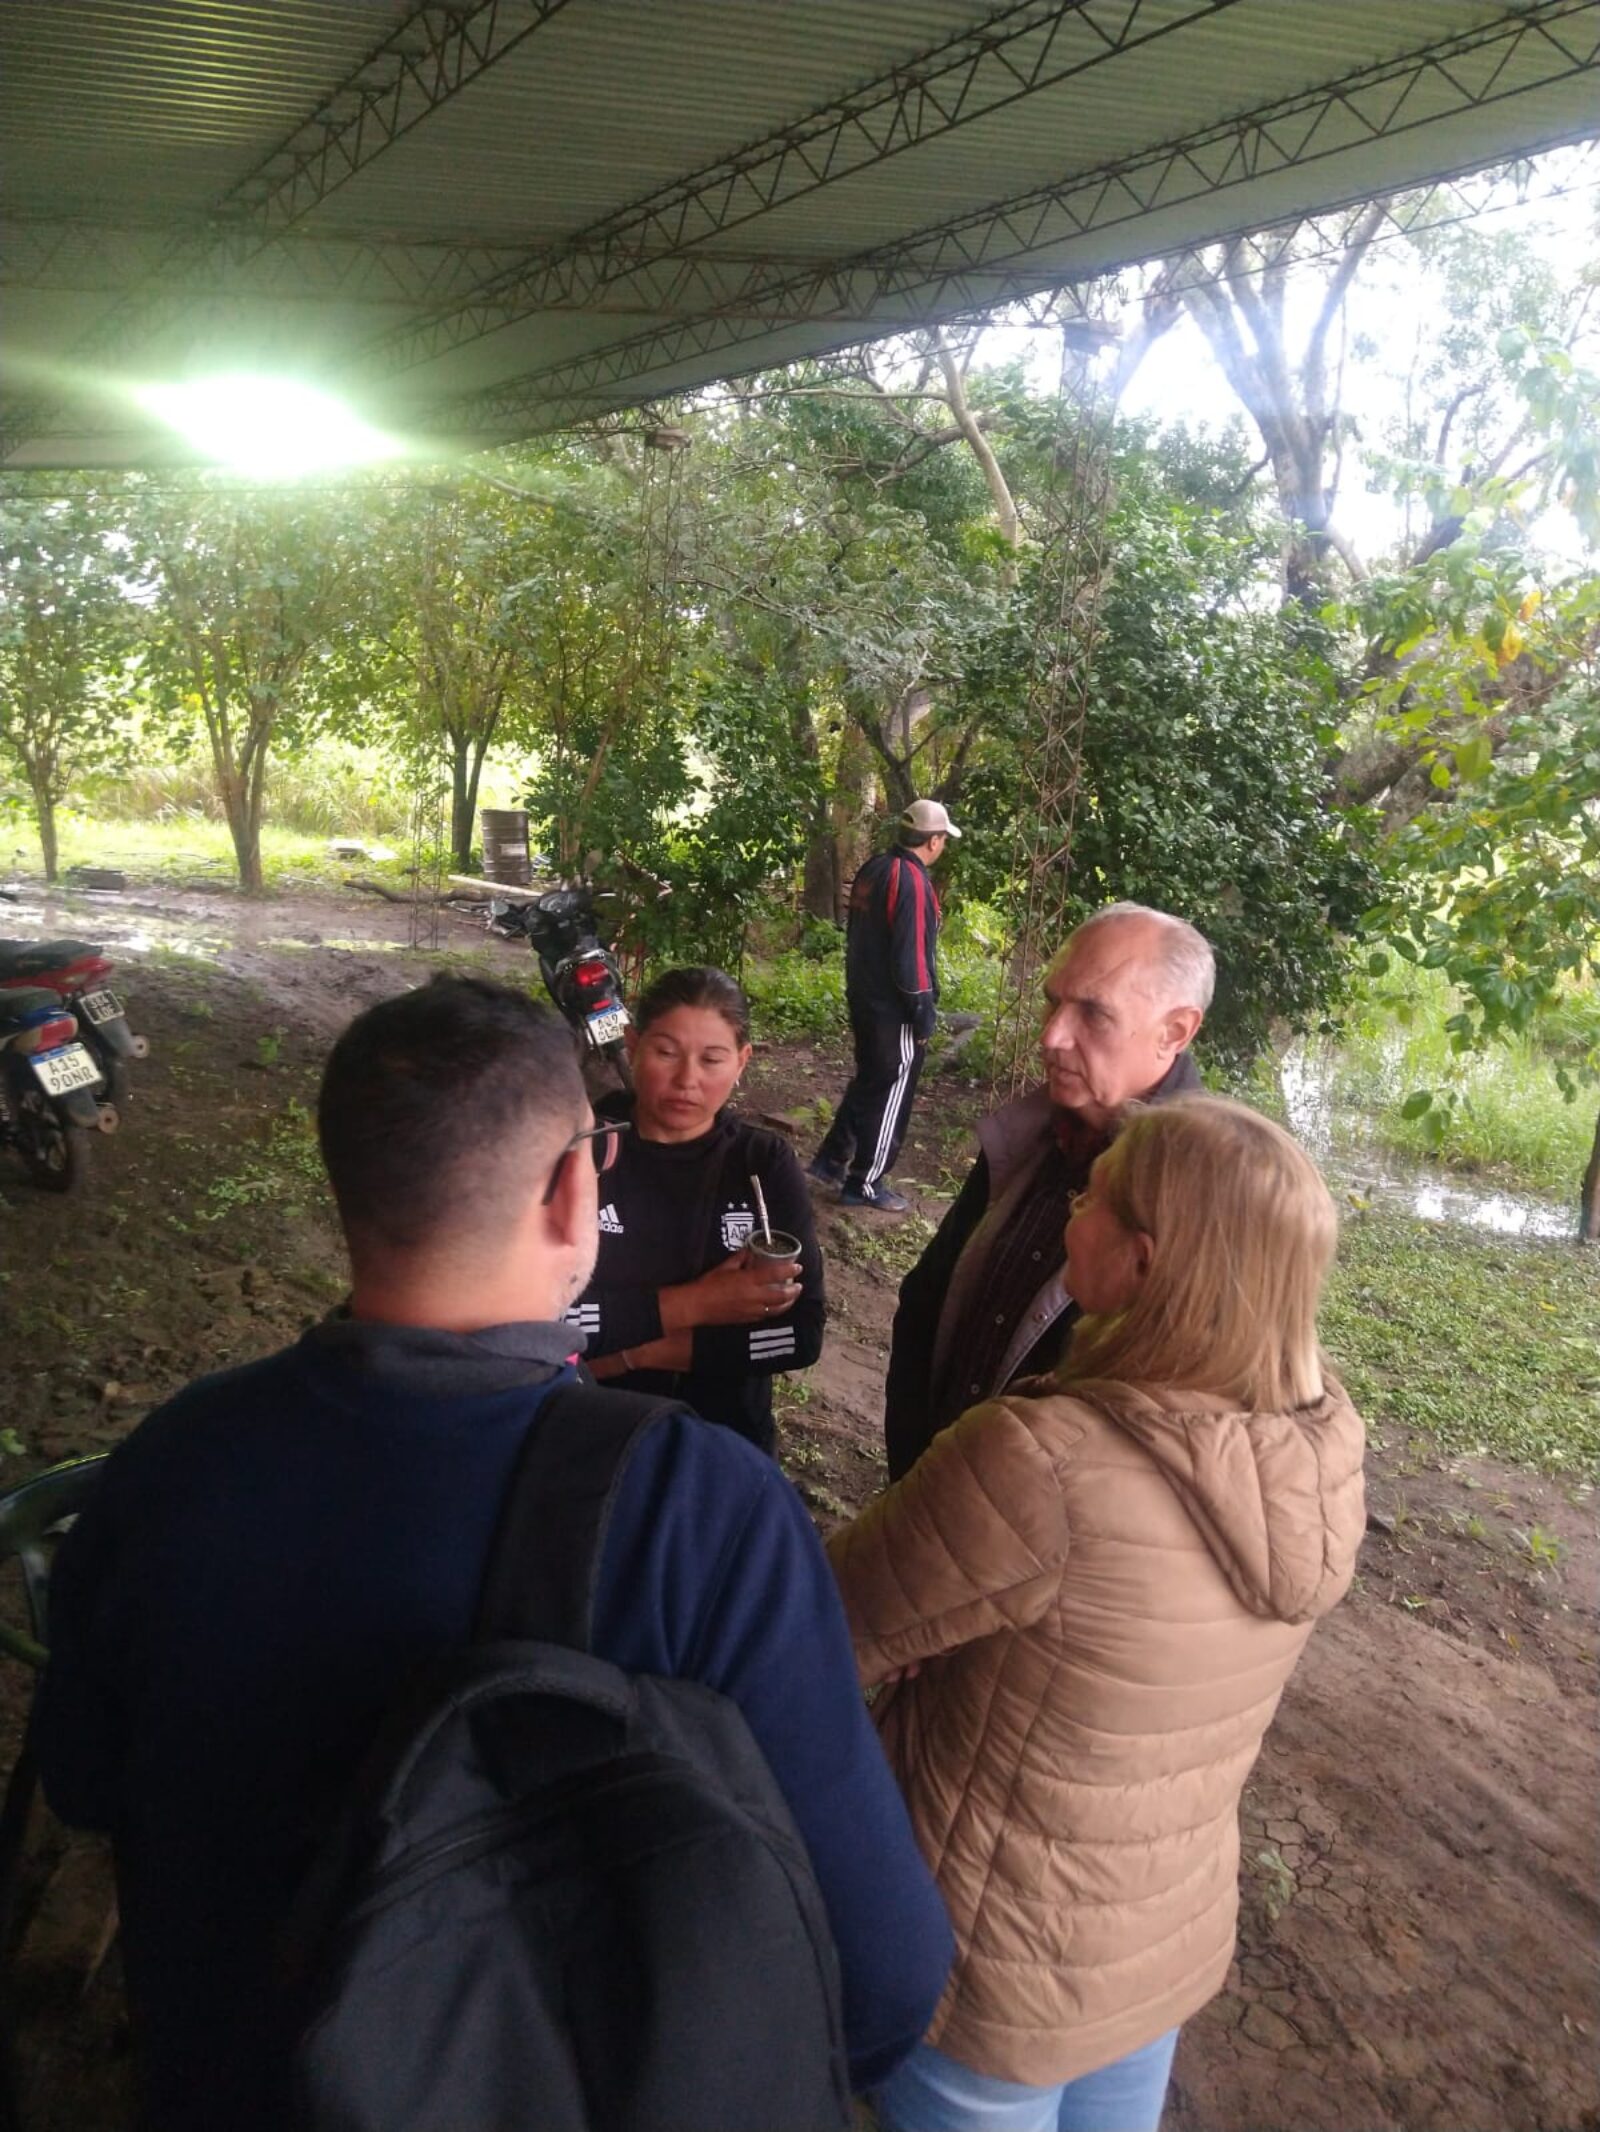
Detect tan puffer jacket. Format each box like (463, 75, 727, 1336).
(827, 1377, 1365, 2085)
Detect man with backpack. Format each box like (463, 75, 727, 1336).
(36, 976, 953, 2132)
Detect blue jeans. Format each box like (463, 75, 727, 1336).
(874, 2028, 1179, 2132)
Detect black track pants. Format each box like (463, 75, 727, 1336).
(817, 1006, 926, 1191)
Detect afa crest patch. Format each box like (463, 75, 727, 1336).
(721, 1207, 756, 1253)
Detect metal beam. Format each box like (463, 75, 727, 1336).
(1, 219, 952, 325)
(233, 1, 575, 233)
(1004, 140, 1600, 329)
(449, 1, 1600, 438)
(1, 0, 573, 459)
(14, 142, 1590, 332)
(367, 0, 1243, 380)
(0, 221, 529, 310)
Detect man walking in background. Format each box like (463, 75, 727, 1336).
(810, 798, 959, 1213)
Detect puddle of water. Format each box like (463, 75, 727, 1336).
(1, 903, 401, 963)
(1385, 1177, 1572, 1242)
(1278, 1040, 1334, 1157)
(1277, 1038, 1573, 1241)
(2, 900, 227, 961)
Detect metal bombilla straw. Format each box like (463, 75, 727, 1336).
(750, 1173, 773, 1247)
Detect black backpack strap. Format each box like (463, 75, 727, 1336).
(475, 1382, 686, 1650)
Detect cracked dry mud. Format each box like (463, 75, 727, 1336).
(0, 883, 1595, 2132)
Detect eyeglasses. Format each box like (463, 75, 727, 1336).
(541, 1118, 630, 1206)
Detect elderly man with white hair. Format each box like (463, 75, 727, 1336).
(883, 902, 1215, 1480)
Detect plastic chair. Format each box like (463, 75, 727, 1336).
(0, 1456, 108, 2132)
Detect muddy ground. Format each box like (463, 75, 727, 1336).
(0, 881, 1595, 2132)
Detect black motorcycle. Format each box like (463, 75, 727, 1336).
(488, 886, 634, 1096)
(0, 987, 110, 1191)
(0, 934, 149, 1119)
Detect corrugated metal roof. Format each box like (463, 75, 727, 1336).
(2, 0, 1596, 465)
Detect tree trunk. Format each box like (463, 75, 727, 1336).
(219, 767, 265, 896)
(1581, 1103, 1600, 1244)
(28, 770, 58, 882)
(829, 723, 877, 920)
(801, 820, 836, 922)
(932, 328, 1021, 581)
(450, 738, 474, 873)
(786, 690, 835, 922)
(448, 720, 500, 873)
(227, 814, 265, 895)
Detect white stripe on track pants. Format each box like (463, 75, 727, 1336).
(816, 1007, 927, 1191)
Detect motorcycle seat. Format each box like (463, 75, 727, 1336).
(0, 985, 68, 1029)
(0, 939, 100, 978)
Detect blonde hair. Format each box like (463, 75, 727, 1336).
(1061, 1095, 1336, 1410)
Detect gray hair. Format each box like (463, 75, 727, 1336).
(1069, 902, 1216, 1012)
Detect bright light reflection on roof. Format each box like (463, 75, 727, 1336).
(133, 374, 402, 478)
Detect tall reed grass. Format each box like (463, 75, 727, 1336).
(80, 743, 414, 840)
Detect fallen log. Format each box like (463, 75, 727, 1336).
(346, 876, 460, 908)
(446, 872, 547, 903)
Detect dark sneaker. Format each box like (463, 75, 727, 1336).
(840, 1182, 910, 1213)
(806, 1156, 846, 1187)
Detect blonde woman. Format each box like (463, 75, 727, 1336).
(829, 1096, 1365, 2132)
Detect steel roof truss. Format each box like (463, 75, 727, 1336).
(0, 0, 573, 456)
(457, 0, 1600, 434)
(369, 0, 1242, 379)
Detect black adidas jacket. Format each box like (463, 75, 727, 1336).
(567, 1104, 826, 1450)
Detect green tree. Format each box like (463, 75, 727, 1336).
(0, 489, 135, 879)
(376, 477, 564, 870)
(509, 439, 683, 876)
(962, 425, 1378, 1066)
(1363, 571, 1600, 1236)
(135, 481, 381, 894)
(689, 353, 1019, 914)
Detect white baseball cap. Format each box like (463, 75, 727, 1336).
(900, 798, 962, 839)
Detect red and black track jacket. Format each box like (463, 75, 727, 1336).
(844, 846, 941, 1020)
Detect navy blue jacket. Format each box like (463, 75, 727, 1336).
(35, 1321, 952, 2129)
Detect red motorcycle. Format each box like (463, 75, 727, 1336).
(0, 935, 148, 1120)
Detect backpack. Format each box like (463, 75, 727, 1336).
(285, 1384, 853, 2132)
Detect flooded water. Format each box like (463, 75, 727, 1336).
(1278, 1039, 1335, 1156)
(1332, 1167, 1575, 1242)
(0, 890, 419, 964)
(1277, 1039, 1575, 1243)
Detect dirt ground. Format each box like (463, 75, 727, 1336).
(1, 881, 1595, 2132)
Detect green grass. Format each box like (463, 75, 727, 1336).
(78, 741, 416, 841)
(72, 737, 534, 843)
(3, 733, 539, 889)
(1322, 1202, 1600, 1477)
(202, 1099, 331, 1223)
(23, 812, 417, 894)
(743, 897, 1009, 1057)
(744, 949, 847, 1039)
(1330, 963, 1595, 1199)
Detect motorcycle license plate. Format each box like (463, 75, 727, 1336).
(584, 1006, 630, 1048)
(32, 1043, 101, 1097)
(79, 988, 124, 1025)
